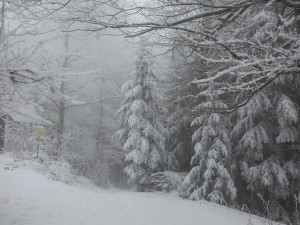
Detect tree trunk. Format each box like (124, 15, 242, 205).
(57, 33, 69, 150)
(0, 115, 5, 151)
(57, 80, 66, 150)
(295, 3, 300, 34)
(0, 0, 5, 42)
(94, 76, 110, 186)
(96, 76, 104, 152)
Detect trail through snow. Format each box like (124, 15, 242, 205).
(0, 154, 279, 225)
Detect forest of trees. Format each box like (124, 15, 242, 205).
(0, 0, 300, 224)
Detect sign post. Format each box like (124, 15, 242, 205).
(33, 126, 45, 159)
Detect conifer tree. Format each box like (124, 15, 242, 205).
(181, 81, 236, 204)
(230, 89, 299, 223)
(115, 48, 165, 185)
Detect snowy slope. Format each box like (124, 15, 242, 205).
(0, 154, 280, 225)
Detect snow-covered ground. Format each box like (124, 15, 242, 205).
(0, 154, 280, 225)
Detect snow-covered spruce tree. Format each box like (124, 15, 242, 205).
(115, 48, 165, 186)
(277, 77, 300, 225)
(181, 81, 236, 204)
(230, 89, 299, 224)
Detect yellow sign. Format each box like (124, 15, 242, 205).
(33, 127, 46, 135)
(35, 137, 44, 142)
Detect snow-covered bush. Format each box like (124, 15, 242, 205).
(8, 150, 94, 187)
(145, 171, 187, 192)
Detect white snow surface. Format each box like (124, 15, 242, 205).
(0, 153, 280, 225)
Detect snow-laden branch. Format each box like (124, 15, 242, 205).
(65, 95, 122, 109)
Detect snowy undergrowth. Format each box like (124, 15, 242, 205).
(2, 151, 96, 189)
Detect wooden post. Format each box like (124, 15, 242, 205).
(37, 141, 39, 159)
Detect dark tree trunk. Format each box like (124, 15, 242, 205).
(0, 116, 5, 151)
